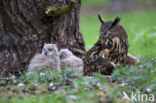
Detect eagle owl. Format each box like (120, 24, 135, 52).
(28, 43, 60, 72)
(84, 14, 129, 76)
(60, 49, 83, 73)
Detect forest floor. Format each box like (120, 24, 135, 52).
(0, 57, 156, 103)
(0, 1, 156, 103)
(0, 10, 156, 103)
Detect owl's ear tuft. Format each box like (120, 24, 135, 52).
(111, 17, 120, 27)
(98, 14, 104, 24)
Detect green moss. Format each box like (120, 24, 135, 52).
(46, 0, 76, 17)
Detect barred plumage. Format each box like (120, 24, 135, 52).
(84, 15, 129, 76)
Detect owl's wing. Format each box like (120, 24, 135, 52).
(84, 56, 115, 76)
(85, 41, 104, 62)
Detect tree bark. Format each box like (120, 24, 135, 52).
(0, 0, 85, 74)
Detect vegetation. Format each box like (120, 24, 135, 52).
(82, 0, 156, 7)
(81, 10, 156, 58)
(82, 0, 108, 7)
(0, 58, 156, 103)
(0, 1, 156, 103)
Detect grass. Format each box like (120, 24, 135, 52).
(0, 59, 156, 103)
(80, 10, 156, 58)
(82, 0, 108, 7)
(81, 0, 156, 7)
(0, 5, 156, 103)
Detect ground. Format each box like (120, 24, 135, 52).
(0, 1, 156, 103)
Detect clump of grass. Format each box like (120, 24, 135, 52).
(0, 58, 156, 103)
(112, 58, 156, 94)
(1, 9, 156, 103)
(18, 68, 63, 85)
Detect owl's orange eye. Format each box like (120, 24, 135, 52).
(48, 48, 53, 52)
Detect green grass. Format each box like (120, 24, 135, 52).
(82, 0, 108, 7)
(0, 59, 156, 103)
(0, 8, 156, 103)
(80, 10, 156, 58)
(82, 0, 156, 7)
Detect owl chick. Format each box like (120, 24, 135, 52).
(60, 49, 83, 73)
(28, 43, 60, 72)
(84, 14, 129, 76)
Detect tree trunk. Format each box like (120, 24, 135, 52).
(0, 0, 85, 74)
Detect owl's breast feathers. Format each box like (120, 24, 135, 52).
(85, 35, 128, 65)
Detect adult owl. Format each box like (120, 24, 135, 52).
(84, 14, 129, 76)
